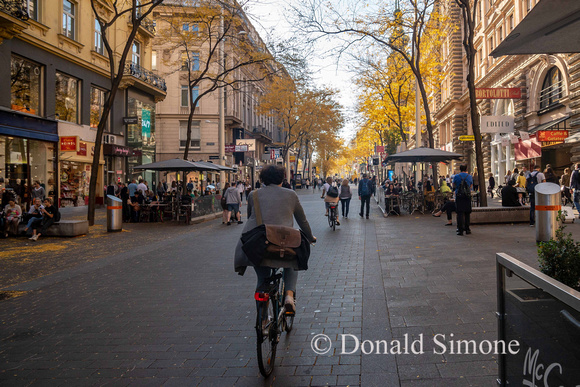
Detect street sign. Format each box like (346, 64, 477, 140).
(459, 135, 475, 141)
(475, 88, 521, 99)
(209, 155, 219, 160)
(375, 145, 385, 153)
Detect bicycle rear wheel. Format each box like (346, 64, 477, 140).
(256, 300, 277, 377)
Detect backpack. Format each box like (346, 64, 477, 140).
(457, 175, 471, 199)
(326, 185, 339, 198)
(527, 172, 539, 194)
(54, 209, 61, 223)
(360, 179, 370, 196)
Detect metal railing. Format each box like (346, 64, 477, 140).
(130, 15, 155, 35)
(124, 62, 167, 92)
(539, 79, 564, 109)
(0, 0, 29, 21)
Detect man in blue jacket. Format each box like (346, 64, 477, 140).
(453, 165, 473, 236)
(358, 173, 372, 219)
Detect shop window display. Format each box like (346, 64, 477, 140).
(60, 160, 90, 207)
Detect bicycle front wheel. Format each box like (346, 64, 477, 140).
(256, 300, 277, 377)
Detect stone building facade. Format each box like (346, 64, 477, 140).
(434, 0, 578, 184)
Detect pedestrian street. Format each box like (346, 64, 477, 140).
(0, 188, 566, 386)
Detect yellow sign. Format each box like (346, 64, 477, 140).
(459, 135, 475, 141)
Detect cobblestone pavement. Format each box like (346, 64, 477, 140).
(1, 188, 579, 386)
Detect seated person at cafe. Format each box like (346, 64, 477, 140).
(424, 180, 436, 211)
(432, 200, 455, 226)
(385, 183, 401, 215)
(439, 180, 452, 194)
(29, 198, 59, 241)
(129, 190, 144, 222)
(501, 179, 521, 207)
(385, 183, 399, 196)
(24, 198, 44, 234)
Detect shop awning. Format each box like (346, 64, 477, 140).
(0, 125, 59, 142)
(385, 147, 463, 164)
(514, 135, 542, 161)
(491, 0, 580, 57)
(527, 115, 569, 134)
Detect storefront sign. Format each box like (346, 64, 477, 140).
(123, 116, 139, 125)
(459, 135, 475, 141)
(537, 130, 569, 142)
(60, 136, 78, 152)
(141, 109, 151, 138)
(290, 155, 296, 163)
(475, 88, 521, 99)
(103, 144, 133, 157)
(77, 142, 87, 156)
(225, 145, 235, 152)
(481, 116, 515, 133)
(116, 170, 122, 175)
(235, 145, 248, 152)
(235, 139, 255, 152)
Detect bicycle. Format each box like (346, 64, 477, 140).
(254, 268, 295, 377)
(327, 203, 337, 231)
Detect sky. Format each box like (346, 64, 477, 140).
(245, 0, 360, 141)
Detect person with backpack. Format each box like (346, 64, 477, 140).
(338, 179, 352, 218)
(29, 197, 59, 241)
(321, 177, 340, 225)
(452, 164, 473, 236)
(527, 164, 546, 226)
(358, 173, 372, 219)
(570, 163, 580, 216)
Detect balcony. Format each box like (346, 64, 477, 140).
(252, 126, 273, 143)
(0, 0, 29, 44)
(129, 15, 155, 41)
(120, 62, 167, 102)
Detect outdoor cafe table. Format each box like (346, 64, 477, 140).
(385, 195, 401, 216)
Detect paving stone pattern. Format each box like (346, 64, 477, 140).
(0, 188, 564, 386)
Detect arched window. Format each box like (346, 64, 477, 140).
(540, 67, 562, 110)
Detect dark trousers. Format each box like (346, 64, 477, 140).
(340, 198, 351, 217)
(360, 195, 371, 216)
(35, 218, 55, 235)
(441, 201, 456, 221)
(456, 211, 470, 233)
(530, 194, 536, 225)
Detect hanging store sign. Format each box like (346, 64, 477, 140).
(537, 130, 569, 142)
(225, 145, 235, 152)
(520, 131, 530, 141)
(475, 88, 521, 99)
(235, 139, 255, 152)
(141, 109, 151, 138)
(60, 136, 78, 152)
(481, 116, 515, 133)
(501, 136, 510, 147)
(77, 142, 87, 156)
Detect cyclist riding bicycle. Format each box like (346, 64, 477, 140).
(321, 176, 340, 226)
(234, 165, 316, 314)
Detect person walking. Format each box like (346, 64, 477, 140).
(528, 165, 546, 226)
(225, 183, 243, 225)
(570, 163, 580, 217)
(487, 173, 495, 198)
(561, 167, 572, 205)
(453, 164, 473, 236)
(358, 173, 372, 219)
(338, 179, 352, 218)
(234, 165, 316, 314)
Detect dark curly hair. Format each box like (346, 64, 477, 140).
(259, 165, 285, 186)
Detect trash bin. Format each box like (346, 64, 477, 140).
(535, 182, 561, 242)
(107, 194, 123, 232)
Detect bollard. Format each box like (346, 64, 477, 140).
(106, 195, 123, 232)
(535, 183, 561, 242)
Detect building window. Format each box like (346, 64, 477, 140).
(509, 14, 514, 31)
(488, 37, 494, 52)
(179, 120, 201, 148)
(55, 72, 79, 123)
(94, 19, 104, 54)
(181, 52, 200, 71)
(181, 85, 199, 107)
(11, 55, 42, 116)
(62, 0, 75, 39)
(152, 50, 157, 70)
(191, 52, 200, 71)
(540, 67, 563, 110)
(25, 0, 38, 21)
(183, 23, 199, 33)
(527, 0, 533, 11)
(132, 41, 140, 65)
(90, 86, 107, 129)
(498, 26, 503, 42)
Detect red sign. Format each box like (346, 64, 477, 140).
(537, 130, 569, 142)
(60, 136, 77, 151)
(475, 88, 522, 99)
(375, 145, 385, 153)
(225, 145, 235, 152)
(270, 149, 276, 160)
(77, 142, 87, 156)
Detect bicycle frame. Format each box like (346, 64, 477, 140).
(328, 204, 337, 230)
